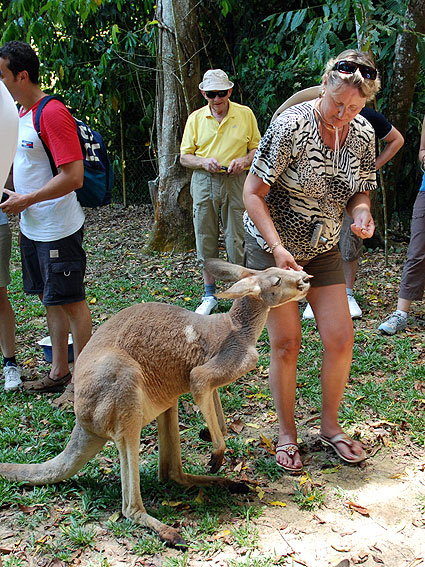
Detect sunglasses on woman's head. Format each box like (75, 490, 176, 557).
(333, 60, 377, 81)
(205, 90, 229, 99)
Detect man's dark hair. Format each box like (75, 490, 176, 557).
(0, 41, 39, 84)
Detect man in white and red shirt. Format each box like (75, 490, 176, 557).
(0, 41, 92, 406)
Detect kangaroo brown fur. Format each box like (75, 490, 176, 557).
(0, 259, 310, 547)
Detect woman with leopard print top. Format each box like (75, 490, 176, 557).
(243, 49, 380, 473)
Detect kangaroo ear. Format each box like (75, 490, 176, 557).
(204, 258, 260, 282)
(215, 276, 261, 299)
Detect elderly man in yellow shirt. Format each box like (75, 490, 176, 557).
(180, 69, 261, 314)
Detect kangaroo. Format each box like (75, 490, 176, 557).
(0, 259, 310, 547)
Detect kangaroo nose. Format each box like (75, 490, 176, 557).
(297, 274, 312, 291)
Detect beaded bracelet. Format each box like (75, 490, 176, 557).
(270, 241, 282, 253)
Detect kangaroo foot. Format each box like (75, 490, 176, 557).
(125, 508, 187, 549)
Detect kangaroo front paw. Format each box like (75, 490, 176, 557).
(226, 479, 250, 494)
(208, 451, 224, 473)
(199, 427, 212, 442)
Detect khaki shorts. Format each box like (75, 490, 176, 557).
(191, 169, 246, 265)
(338, 210, 363, 262)
(0, 223, 12, 288)
(244, 232, 345, 287)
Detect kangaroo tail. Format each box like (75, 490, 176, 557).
(0, 420, 106, 485)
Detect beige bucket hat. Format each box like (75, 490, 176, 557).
(271, 85, 321, 122)
(199, 69, 234, 91)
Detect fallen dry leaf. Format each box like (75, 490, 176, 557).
(331, 544, 351, 552)
(108, 511, 121, 522)
(390, 471, 407, 479)
(294, 559, 310, 566)
(260, 432, 272, 448)
(229, 419, 244, 434)
(346, 501, 370, 516)
(211, 529, 231, 541)
(353, 552, 369, 564)
(246, 422, 260, 429)
(0, 547, 13, 553)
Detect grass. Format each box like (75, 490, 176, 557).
(0, 206, 424, 565)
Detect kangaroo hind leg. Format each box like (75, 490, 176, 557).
(158, 404, 247, 494)
(114, 413, 186, 549)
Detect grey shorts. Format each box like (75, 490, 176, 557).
(20, 227, 87, 306)
(0, 223, 12, 288)
(338, 210, 363, 262)
(244, 232, 345, 287)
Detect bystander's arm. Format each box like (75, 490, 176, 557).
(243, 172, 302, 270)
(180, 153, 222, 173)
(419, 116, 425, 169)
(4, 167, 13, 191)
(227, 148, 257, 175)
(375, 126, 404, 171)
(346, 191, 375, 239)
(0, 159, 83, 215)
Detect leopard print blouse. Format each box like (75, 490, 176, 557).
(244, 100, 376, 261)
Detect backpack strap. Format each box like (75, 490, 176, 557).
(34, 95, 64, 177)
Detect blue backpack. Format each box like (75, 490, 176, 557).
(35, 95, 113, 207)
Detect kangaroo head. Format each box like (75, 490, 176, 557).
(209, 260, 311, 308)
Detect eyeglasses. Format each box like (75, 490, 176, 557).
(205, 90, 229, 99)
(332, 60, 377, 81)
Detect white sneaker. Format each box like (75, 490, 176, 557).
(4, 365, 23, 391)
(347, 294, 362, 319)
(303, 296, 362, 320)
(195, 296, 218, 315)
(302, 303, 315, 320)
(378, 311, 407, 335)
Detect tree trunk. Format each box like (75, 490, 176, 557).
(147, 0, 200, 252)
(384, 0, 425, 223)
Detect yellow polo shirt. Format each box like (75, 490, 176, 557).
(180, 100, 261, 167)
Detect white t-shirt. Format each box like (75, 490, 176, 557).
(13, 99, 84, 241)
(0, 82, 18, 226)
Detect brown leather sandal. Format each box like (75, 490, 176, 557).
(51, 383, 74, 409)
(24, 372, 72, 393)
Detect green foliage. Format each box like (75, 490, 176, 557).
(0, 0, 423, 213)
(1, 0, 158, 202)
(60, 516, 97, 548)
(293, 479, 325, 511)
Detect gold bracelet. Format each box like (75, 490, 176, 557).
(270, 241, 282, 253)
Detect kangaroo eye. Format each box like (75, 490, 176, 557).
(273, 277, 281, 286)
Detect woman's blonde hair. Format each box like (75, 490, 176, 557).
(322, 49, 380, 101)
